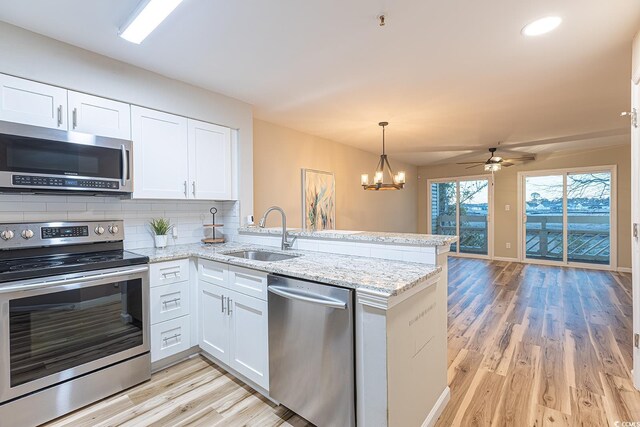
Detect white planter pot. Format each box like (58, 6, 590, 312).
(154, 235, 168, 248)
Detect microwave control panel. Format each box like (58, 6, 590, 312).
(12, 175, 119, 190)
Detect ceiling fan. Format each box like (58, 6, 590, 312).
(456, 147, 535, 172)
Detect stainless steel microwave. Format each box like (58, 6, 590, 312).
(0, 120, 132, 195)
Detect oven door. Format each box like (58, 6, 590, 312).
(0, 121, 132, 193)
(0, 265, 149, 403)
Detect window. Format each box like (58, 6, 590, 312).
(429, 176, 492, 257)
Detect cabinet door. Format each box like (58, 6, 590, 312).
(131, 106, 189, 199)
(68, 91, 131, 139)
(199, 281, 230, 364)
(187, 119, 232, 200)
(0, 74, 67, 130)
(228, 290, 269, 390)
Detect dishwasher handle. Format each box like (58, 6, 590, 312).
(268, 285, 347, 309)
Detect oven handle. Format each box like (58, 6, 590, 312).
(0, 266, 148, 294)
(121, 144, 128, 186)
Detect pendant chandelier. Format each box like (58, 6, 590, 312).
(361, 122, 405, 191)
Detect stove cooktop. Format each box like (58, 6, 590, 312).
(0, 250, 148, 283)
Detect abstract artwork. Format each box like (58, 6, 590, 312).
(301, 169, 335, 230)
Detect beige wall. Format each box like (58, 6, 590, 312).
(417, 144, 632, 269)
(253, 119, 418, 232)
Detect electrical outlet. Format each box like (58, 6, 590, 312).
(505, 204, 511, 211)
(172, 226, 178, 238)
(506, 242, 511, 249)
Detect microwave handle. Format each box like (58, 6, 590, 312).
(121, 144, 128, 186)
(0, 266, 148, 294)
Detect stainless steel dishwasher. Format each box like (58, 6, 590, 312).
(268, 274, 355, 427)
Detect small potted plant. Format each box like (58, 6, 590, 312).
(149, 218, 173, 249)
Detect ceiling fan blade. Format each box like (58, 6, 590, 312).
(456, 161, 485, 165)
(504, 156, 536, 162)
(465, 164, 482, 170)
(501, 162, 515, 167)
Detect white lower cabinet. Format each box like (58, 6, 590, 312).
(227, 291, 269, 389)
(151, 315, 191, 363)
(198, 260, 269, 390)
(149, 260, 192, 364)
(199, 281, 230, 362)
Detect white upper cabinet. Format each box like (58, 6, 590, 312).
(131, 106, 189, 199)
(0, 74, 67, 130)
(68, 91, 131, 139)
(188, 119, 232, 200)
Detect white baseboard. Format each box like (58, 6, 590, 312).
(492, 256, 519, 263)
(421, 387, 451, 427)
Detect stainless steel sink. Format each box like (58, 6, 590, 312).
(224, 250, 300, 262)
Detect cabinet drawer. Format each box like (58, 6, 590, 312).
(151, 315, 191, 363)
(150, 281, 190, 325)
(199, 259, 228, 287)
(229, 266, 267, 300)
(150, 259, 190, 287)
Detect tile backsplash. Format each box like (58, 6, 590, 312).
(0, 194, 239, 250)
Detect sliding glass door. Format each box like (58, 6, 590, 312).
(524, 175, 564, 262)
(429, 176, 492, 257)
(520, 167, 614, 268)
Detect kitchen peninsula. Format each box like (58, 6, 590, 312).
(134, 228, 456, 427)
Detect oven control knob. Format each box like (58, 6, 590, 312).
(108, 225, 119, 235)
(21, 229, 34, 240)
(0, 230, 14, 241)
(94, 226, 105, 235)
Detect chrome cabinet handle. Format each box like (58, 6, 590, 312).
(221, 294, 225, 313)
(72, 108, 78, 129)
(183, 180, 188, 197)
(57, 105, 62, 127)
(161, 271, 180, 279)
(227, 297, 232, 316)
(162, 333, 181, 343)
(192, 181, 196, 197)
(162, 298, 180, 306)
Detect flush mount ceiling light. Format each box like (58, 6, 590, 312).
(522, 16, 562, 36)
(361, 122, 405, 191)
(119, 0, 184, 44)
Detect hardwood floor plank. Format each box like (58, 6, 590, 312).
(492, 342, 541, 427)
(600, 372, 640, 425)
(533, 405, 573, 427)
(458, 370, 505, 426)
(570, 387, 610, 427)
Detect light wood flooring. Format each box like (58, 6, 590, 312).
(43, 258, 640, 426)
(43, 355, 312, 427)
(436, 258, 640, 426)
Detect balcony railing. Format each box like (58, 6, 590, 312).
(433, 215, 487, 254)
(433, 214, 610, 264)
(525, 215, 610, 264)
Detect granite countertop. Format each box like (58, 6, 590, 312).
(238, 226, 458, 247)
(131, 242, 441, 297)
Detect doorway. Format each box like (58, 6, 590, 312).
(517, 167, 616, 269)
(428, 176, 493, 258)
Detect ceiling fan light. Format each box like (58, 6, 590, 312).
(485, 163, 501, 172)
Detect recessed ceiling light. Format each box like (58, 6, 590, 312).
(521, 16, 562, 36)
(119, 0, 184, 44)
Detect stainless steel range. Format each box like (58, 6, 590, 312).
(0, 220, 150, 427)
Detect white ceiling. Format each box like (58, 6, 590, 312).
(0, 0, 638, 165)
